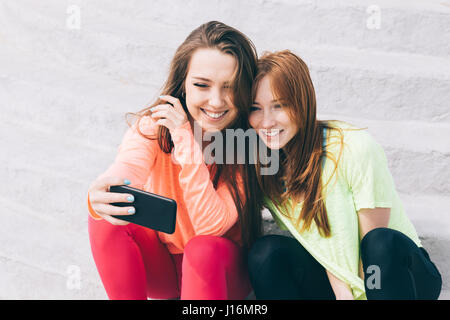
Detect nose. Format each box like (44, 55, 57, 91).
(261, 109, 276, 128)
(208, 87, 226, 109)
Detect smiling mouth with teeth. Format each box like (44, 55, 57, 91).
(261, 129, 283, 137)
(201, 108, 229, 119)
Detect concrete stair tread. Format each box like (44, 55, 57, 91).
(0, 198, 101, 299)
(278, 43, 450, 80)
(318, 114, 450, 154)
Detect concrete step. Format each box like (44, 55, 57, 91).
(4, 0, 449, 59)
(2, 36, 449, 133)
(317, 115, 450, 196)
(0, 119, 121, 234)
(245, 0, 450, 58)
(439, 290, 450, 300)
(0, 198, 105, 299)
(298, 44, 450, 123)
(318, 115, 450, 155)
(0, 0, 173, 87)
(1, 2, 449, 125)
(5, 15, 450, 132)
(0, 44, 157, 144)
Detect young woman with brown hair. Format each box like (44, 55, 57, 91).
(246, 50, 442, 300)
(86, 21, 263, 300)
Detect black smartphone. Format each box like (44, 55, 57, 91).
(110, 185, 177, 234)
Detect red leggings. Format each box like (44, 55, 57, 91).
(88, 215, 252, 300)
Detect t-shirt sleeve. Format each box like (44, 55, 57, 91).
(340, 130, 397, 212)
(87, 116, 159, 220)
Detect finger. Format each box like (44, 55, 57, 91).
(155, 118, 172, 129)
(95, 202, 136, 216)
(102, 214, 131, 226)
(159, 95, 184, 114)
(96, 176, 131, 191)
(150, 110, 171, 120)
(90, 190, 135, 205)
(150, 104, 172, 113)
(150, 110, 184, 123)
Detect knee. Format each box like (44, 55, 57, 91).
(247, 235, 293, 274)
(184, 235, 232, 263)
(88, 216, 134, 251)
(360, 228, 401, 262)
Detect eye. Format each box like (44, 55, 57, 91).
(273, 104, 282, 109)
(249, 106, 260, 112)
(194, 83, 209, 88)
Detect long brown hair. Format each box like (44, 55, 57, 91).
(124, 21, 263, 249)
(253, 50, 348, 237)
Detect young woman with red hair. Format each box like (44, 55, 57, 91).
(247, 50, 442, 300)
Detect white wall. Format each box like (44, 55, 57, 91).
(0, 0, 449, 299)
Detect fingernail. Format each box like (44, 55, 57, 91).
(124, 179, 131, 185)
(128, 208, 135, 214)
(127, 195, 134, 202)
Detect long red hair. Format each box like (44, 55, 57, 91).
(253, 50, 347, 237)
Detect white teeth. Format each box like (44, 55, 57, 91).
(261, 129, 282, 137)
(203, 109, 227, 119)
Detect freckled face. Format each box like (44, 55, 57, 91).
(185, 48, 239, 132)
(249, 76, 298, 149)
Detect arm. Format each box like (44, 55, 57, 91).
(87, 116, 158, 220)
(171, 122, 240, 236)
(357, 207, 391, 278)
(358, 208, 391, 239)
(326, 270, 355, 300)
(152, 96, 240, 236)
(325, 208, 390, 300)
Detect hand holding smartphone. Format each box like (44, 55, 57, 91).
(110, 185, 177, 234)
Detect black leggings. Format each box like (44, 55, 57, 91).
(247, 228, 442, 300)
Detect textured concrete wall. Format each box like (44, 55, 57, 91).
(0, 0, 449, 299)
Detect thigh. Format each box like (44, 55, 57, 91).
(128, 224, 180, 299)
(88, 215, 149, 299)
(181, 235, 251, 300)
(88, 216, 180, 299)
(248, 235, 335, 300)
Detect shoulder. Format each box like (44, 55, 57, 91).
(119, 115, 160, 152)
(326, 121, 385, 162)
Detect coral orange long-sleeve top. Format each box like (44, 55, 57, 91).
(87, 116, 242, 254)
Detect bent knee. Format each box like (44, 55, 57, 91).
(248, 235, 295, 271)
(184, 235, 236, 261)
(88, 216, 137, 251)
(361, 228, 407, 261)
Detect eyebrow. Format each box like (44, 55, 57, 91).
(252, 99, 281, 105)
(192, 76, 232, 85)
(192, 77, 212, 82)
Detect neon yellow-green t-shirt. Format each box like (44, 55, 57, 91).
(264, 121, 422, 300)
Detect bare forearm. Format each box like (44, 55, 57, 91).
(326, 270, 354, 300)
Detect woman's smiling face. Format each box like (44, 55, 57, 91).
(249, 75, 298, 150)
(184, 48, 239, 132)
